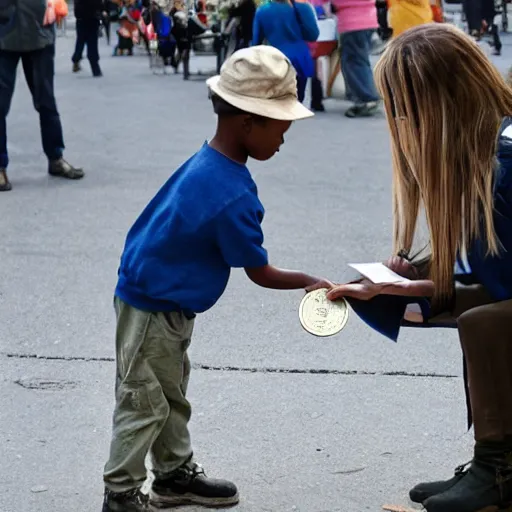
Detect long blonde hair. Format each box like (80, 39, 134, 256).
(374, 24, 512, 304)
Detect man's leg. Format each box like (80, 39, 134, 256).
(0, 50, 20, 191)
(147, 311, 239, 508)
(463, 0, 483, 33)
(85, 19, 102, 76)
(21, 45, 84, 180)
(72, 18, 86, 71)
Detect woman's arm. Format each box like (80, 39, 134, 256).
(326, 278, 435, 301)
(245, 264, 333, 291)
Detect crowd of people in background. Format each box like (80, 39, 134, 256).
(0, 0, 508, 193)
(64, 0, 506, 119)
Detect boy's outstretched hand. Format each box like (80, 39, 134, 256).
(326, 278, 435, 301)
(245, 264, 334, 291)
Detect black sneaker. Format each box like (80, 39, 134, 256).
(72, 62, 81, 73)
(345, 102, 379, 118)
(150, 461, 239, 508)
(102, 488, 149, 512)
(0, 169, 12, 191)
(48, 158, 84, 180)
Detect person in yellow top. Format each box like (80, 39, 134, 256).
(388, 0, 433, 38)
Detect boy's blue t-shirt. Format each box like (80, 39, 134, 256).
(115, 144, 269, 314)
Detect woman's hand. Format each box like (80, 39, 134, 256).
(385, 256, 419, 280)
(326, 278, 435, 301)
(327, 279, 387, 301)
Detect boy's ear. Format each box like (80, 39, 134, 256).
(241, 115, 253, 134)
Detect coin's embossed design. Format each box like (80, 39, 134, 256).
(299, 288, 349, 337)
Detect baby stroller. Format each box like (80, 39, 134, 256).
(148, 5, 177, 73)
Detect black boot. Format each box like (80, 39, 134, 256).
(310, 76, 325, 112)
(150, 461, 239, 508)
(423, 441, 512, 512)
(409, 461, 470, 503)
(102, 488, 149, 512)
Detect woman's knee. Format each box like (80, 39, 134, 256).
(458, 300, 512, 349)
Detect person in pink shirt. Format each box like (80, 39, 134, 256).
(332, 0, 380, 117)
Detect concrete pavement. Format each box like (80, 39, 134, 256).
(2, 31, 511, 512)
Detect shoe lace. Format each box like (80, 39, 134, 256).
(454, 460, 472, 475)
(173, 461, 206, 484)
(126, 488, 149, 507)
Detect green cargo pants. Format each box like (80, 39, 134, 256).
(103, 297, 195, 492)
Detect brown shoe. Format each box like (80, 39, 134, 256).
(48, 158, 84, 180)
(0, 169, 12, 191)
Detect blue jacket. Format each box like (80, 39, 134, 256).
(252, 2, 319, 77)
(464, 117, 512, 301)
(0, 0, 55, 52)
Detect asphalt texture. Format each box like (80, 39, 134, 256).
(2, 28, 512, 512)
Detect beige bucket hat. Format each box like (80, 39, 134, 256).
(206, 46, 314, 121)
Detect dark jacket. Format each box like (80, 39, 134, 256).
(74, 0, 105, 20)
(0, 0, 55, 52)
(229, 0, 256, 45)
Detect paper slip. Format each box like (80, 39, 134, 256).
(348, 262, 411, 285)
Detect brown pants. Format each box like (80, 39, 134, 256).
(423, 285, 512, 442)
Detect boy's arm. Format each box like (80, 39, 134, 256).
(217, 195, 332, 292)
(245, 264, 332, 291)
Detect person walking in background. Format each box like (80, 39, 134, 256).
(252, 0, 319, 103)
(463, 0, 501, 54)
(387, 0, 433, 38)
(72, 0, 105, 76)
(0, 0, 84, 192)
(332, 0, 380, 117)
(228, 0, 257, 50)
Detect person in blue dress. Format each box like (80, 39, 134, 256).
(252, 0, 319, 102)
(328, 24, 512, 512)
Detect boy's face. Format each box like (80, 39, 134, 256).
(241, 117, 292, 161)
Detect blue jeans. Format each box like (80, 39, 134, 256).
(340, 29, 379, 104)
(0, 45, 65, 170)
(72, 18, 100, 64)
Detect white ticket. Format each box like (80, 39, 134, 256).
(348, 262, 411, 285)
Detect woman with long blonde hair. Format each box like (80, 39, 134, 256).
(328, 23, 512, 512)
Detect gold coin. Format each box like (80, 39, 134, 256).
(299, 288, 349, 337)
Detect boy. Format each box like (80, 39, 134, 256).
(102, 45, 332, 512)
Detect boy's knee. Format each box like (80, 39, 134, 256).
(116, 379, 170, 424)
